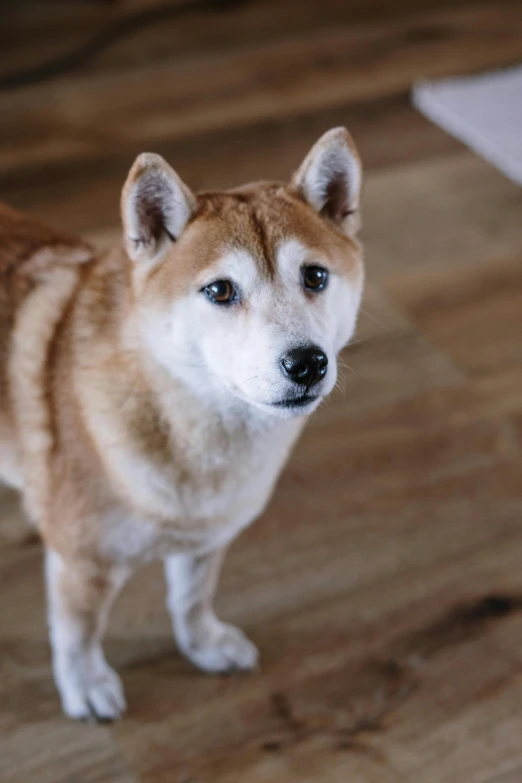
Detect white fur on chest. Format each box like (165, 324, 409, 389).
(100, 411, 303, 563)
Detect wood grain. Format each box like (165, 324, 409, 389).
(1, 0, 522, 781)
(2, 0, 522, 176)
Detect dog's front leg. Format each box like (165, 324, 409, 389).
(164, 548, 259, 673)
(45, 548, 129, 720)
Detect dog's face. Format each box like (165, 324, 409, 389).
(122, 129, 364, 419)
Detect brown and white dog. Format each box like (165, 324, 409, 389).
(0, 128, 364, 720)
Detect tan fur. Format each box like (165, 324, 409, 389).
(0, 129, 364, 719)
(0, 204, 92, 489)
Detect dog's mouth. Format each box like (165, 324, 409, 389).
(271, 394, 319, 410)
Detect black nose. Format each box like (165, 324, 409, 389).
(280, 345, 328, 387)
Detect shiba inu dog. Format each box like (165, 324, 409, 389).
(0, 128, 364, 720)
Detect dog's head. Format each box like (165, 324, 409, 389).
(121, 128, 364, 419)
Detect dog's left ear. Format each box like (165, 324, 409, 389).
(291, 127, 362, 235)
(121, 152, 196, 265)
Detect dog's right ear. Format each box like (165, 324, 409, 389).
(121, 153, 196, 265)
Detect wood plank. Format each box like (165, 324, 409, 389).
(1, 0, 521, 175)
(0, 0, 495, 77)
(0, 93, 464, 232)
(385, 255, 522, 371)
(364, 153, 522, 279)
(109, 513, 522, 782)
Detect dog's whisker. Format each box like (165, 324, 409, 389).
(334, 378, 347, 399)
(338, 362, 358, 379)
(359, 307, 392, 334)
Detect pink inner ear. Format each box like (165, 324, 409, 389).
(133, 172, 177, 246)
(321, 173, 351, 223)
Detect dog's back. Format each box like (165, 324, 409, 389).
(0, 203, 92, 488)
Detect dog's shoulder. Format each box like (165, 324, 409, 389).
(0, 202, 93, 284)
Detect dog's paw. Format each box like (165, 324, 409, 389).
(58, 657, 127, 722)
(180, 620, 259, 674)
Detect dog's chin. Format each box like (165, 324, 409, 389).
(235, 391, 323, 419)
(269, 393, 323, 418)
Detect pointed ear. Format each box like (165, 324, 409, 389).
(121, 153, 196, 264)
(291, 127, 362, 235)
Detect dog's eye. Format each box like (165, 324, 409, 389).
(302, 265, 329, 292)
(203, 280, 238, 305)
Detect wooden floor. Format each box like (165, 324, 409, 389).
(1, 0, 522, 780)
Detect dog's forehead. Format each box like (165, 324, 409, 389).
(191, 187, 290, 275)
(148, 183, 359, 300)
(189, 184, 353, 276)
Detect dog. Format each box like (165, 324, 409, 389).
(0, 128, 364, 720)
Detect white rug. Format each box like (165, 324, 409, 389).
(412, 66, 522, 186)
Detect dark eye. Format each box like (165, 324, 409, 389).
(203, 279, 238, 305)
(302, 265, 329, 292)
